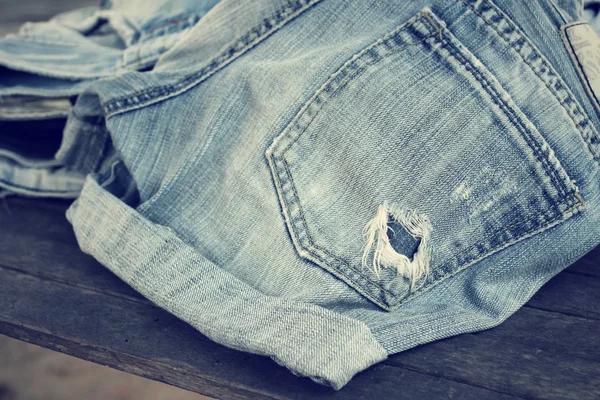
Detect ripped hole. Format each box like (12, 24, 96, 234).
(361, 202, 432, 289)
(387, 218, 421, 256)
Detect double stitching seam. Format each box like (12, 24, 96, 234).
(103, 0, 324, 116)
(270, 13, 443, 306)
(268, 11, 434, 158)
(280, 157, 398, 300)
(461, 0, 600, 166)
(279, 140, 580, 307)
(128, 0, 326, 216)
(278, 26, 436, 156)
(443, 29, 572, 198)
(409, 197, 582, 301)
(269, 9, 583, 308)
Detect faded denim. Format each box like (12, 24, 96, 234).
(4, 0, 600, 390)
(0, 0, 220, 196)
(0, 0, 220, 119)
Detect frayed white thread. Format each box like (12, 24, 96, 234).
(361, 202, 432, 289)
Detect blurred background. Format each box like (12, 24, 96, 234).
(0, 336, 211, 400)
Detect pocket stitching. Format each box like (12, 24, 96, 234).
(269, 12, 439, 303)
(283, 157, 400, 289)
(441, 27, 573, 199)
(279, 157, 398, 300)
(268, 8, 584, 309)
(276, 18, 439, 156)
(460, 0, 600, 167)
(420, 196, 582, 289)
(279, 152, 582, 308)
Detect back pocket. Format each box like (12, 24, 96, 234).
(265, 8, 584, 310)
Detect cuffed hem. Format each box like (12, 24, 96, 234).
(66, 175, 387, 389)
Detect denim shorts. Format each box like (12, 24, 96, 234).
(2, 0, 600, 389)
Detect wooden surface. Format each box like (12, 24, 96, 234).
(1, 1, 600, 399)
(1, 197, 599, 399)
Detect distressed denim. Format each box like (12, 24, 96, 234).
(4, 0, 600, 390)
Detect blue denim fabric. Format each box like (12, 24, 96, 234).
(0, 0, 220, 196)
(0, 0, 221, 118)
(5, 0, 600, 390)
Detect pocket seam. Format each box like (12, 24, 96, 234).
(268, 11, 442, 304)
(102, 0, 325, 116)
(442, 27, 573, 199)
(417, 196, 582, 296)
(461, 0, 600, 167)
(280, 157, 399, 298)
(267, 8, 585, 310)
(275, 16, 439, 156)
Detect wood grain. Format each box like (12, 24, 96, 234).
(1, 196, 599, 399)
(0, 261, 518, 400)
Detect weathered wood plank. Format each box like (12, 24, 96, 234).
(0, 198, 147, 304)
(1, 197, 600, 398)
(566, 245, 600, 278)
(526, 272, 600, 320)
(387, 308, 600, 400)
(0, 267, 518, 400)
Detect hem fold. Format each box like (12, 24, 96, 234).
(66, 175, 387, 389)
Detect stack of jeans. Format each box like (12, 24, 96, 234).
(1, 0, 220, 197)
(2, 0, 600, 389)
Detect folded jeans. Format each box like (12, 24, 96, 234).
(3, 0, 600, 389)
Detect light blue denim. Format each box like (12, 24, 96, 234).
(0, 0, 220, 196)
(0, 0, 221, 120)
(5, 0, 600, 390)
